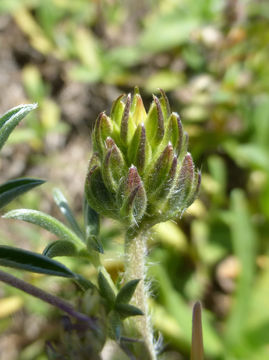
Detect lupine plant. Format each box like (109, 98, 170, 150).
(0, 90, 201, 359)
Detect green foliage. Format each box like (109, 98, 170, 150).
(0, 103, 45, 210)
(97, 271, 143, 321)
(0, 104, 37, 150)
(3, 209, 85, 247)
(1, 0, 269, 359)
(0, 178, 45, 209)
(53, 188, 84, 240)
(116, 279, 140, 305)
(84, 198, 103, 254)
(0, 245, 76, 278)
(98, 271, 116, 309)
(43, 240, 78, 258)
(115, 303, 143, 319)
(0, 111, 149, 356)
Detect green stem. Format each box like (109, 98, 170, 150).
(125, 230, 157, 360)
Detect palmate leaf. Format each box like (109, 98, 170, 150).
(0, 245, 76, 278)
(0, 104, 37, 151)
(0, 178, 45, 209)
(3, 209, 85, 247)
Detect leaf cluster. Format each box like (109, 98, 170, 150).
(0, 104, 145, 358)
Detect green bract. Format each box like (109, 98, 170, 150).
(85, 89, 200, 232)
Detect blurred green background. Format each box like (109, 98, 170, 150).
(0, 0, 269, 359)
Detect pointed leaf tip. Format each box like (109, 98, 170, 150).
(115, 303, 144, 319)
(0, 103, 38, 150)
(0, 178, 45, 209)
(116, 279, 140, 304)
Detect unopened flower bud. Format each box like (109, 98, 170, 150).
(85, 89, 200, 230)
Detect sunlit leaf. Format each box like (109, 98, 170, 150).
(53, 188, 84, 240)
(0, 104, 37, 150)
(3, 209, 84, 247)
(0, 178, 45, 209)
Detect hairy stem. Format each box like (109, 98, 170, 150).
(0, 269, 97, 331)
(125, 231, 156, 360)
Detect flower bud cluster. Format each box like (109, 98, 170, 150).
(85, 89, 200, 230)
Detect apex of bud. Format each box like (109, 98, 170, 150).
(85, 89, 200, 232)
(119, 166, 147, 225)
